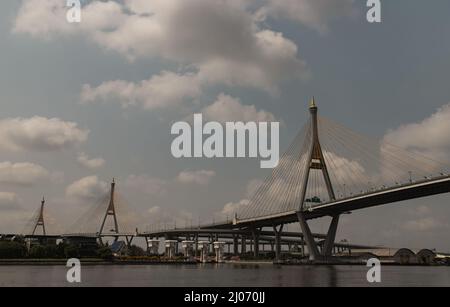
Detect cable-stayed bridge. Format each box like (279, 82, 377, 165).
(3, 98, 450, 263)
(144, 98, 450, 262)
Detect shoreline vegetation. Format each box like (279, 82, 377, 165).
(2, 238, 449, 267)
(0, 258, 198, 266)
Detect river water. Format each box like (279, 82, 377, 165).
(0, 263, 449, 287)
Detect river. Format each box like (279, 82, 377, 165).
(0, 263, 449, 287)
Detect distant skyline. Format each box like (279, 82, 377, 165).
(1, 0, 450, 251)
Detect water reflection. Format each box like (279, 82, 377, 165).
(0, 264, 449, 287)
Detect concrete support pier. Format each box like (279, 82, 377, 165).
(165, 240, 177, 259)
(182, 240, 195, 259)
(273, 224, 284, 261)
(147, 239, 160, 255)
(213, 241, 226, 263)
(198, 241, 210, 263)
(233, 235, 239, 255)
(241, 236, 246, 254)
(252, 230, 260, 258)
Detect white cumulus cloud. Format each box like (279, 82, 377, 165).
(0, 116, 89, 152)
(383, 103, 450, 164)
(77, 152, 105, 170)
(403, 217, 448, 232)
(220, 199, 250, 218)
(81, 71, 202, 110)
(177, 170, 216, 185)
(0, 192, 21, 211)
(203, 94, 277, 123)
(65, 176, 109, 201)
(147, 206, 161, 216)
(125, 175, 167, 195)
(0, 162, 50, 186)
(14, 0, 308, 109)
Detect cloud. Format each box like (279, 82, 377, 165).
(13, 0, 125, 38)
(124, 170, 216, 198)
(77, 152, 105, 169)
(177, 170, 216, 185)
(147, 206, 161, 216)
(415, 205, 432, 216)
(203, 94, 277, 123)
(0, 116, 89, 152)
(0, 162, 50, 186)
(15, 0, 307, 109)
(0, 192, 21, 211)
(383, 103, 450, 164)
(0, 210, 30, 233)
(323, 151, 372, 195)
(401, 205, 448, 232)
(81, 71, 202, 110)
(258, 0, 358, 33)
(245, 179, 264, 197)
(13, 0, 75, 38)
(220, 199, 250, 219)
(403, 217, 448, 232)
(124, 175, 167, 195)
(216, 179, 262, 220)
(194, 28, 306, 94)
(145, 206, 194, 228)
(65, 176, 109, 201)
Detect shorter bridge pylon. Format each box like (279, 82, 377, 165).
(99, 179, 120, 243)
(32, 197, 46, 236)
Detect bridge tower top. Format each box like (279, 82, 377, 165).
(309, 96, 317, 111)
(299, 97, 336, 211)
(309, 97, 320, 142)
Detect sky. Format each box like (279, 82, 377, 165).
(1, 0, 450, 251)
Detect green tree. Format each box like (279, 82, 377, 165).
(29, 245, 47, 258)
(128, 245, 145, 257)
(97, 246, 113, 260)
(28, 244, 61, 259)
(11, 236, 25, 244)
(64, 245, 80, 258)
(0, 241, 27, 259)
(56, 242, 67, 258)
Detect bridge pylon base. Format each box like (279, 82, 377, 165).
(297, 212, 320, 261)
(297, 211, 340, 263)
(323, 214, 340, 257)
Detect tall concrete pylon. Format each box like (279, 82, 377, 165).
(297, 98, 340, 262)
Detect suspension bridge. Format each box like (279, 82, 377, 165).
(2, 98, 450, 263)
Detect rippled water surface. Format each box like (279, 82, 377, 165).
(1, 264, 449, 287)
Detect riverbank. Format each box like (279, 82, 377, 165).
(0, 259, 198, 266)
(1, 258, 448, 266)
(275, 257, 450, 266)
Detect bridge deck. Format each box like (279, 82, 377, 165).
(232, 176, 450, 228)
(140, 229, 377, 250)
